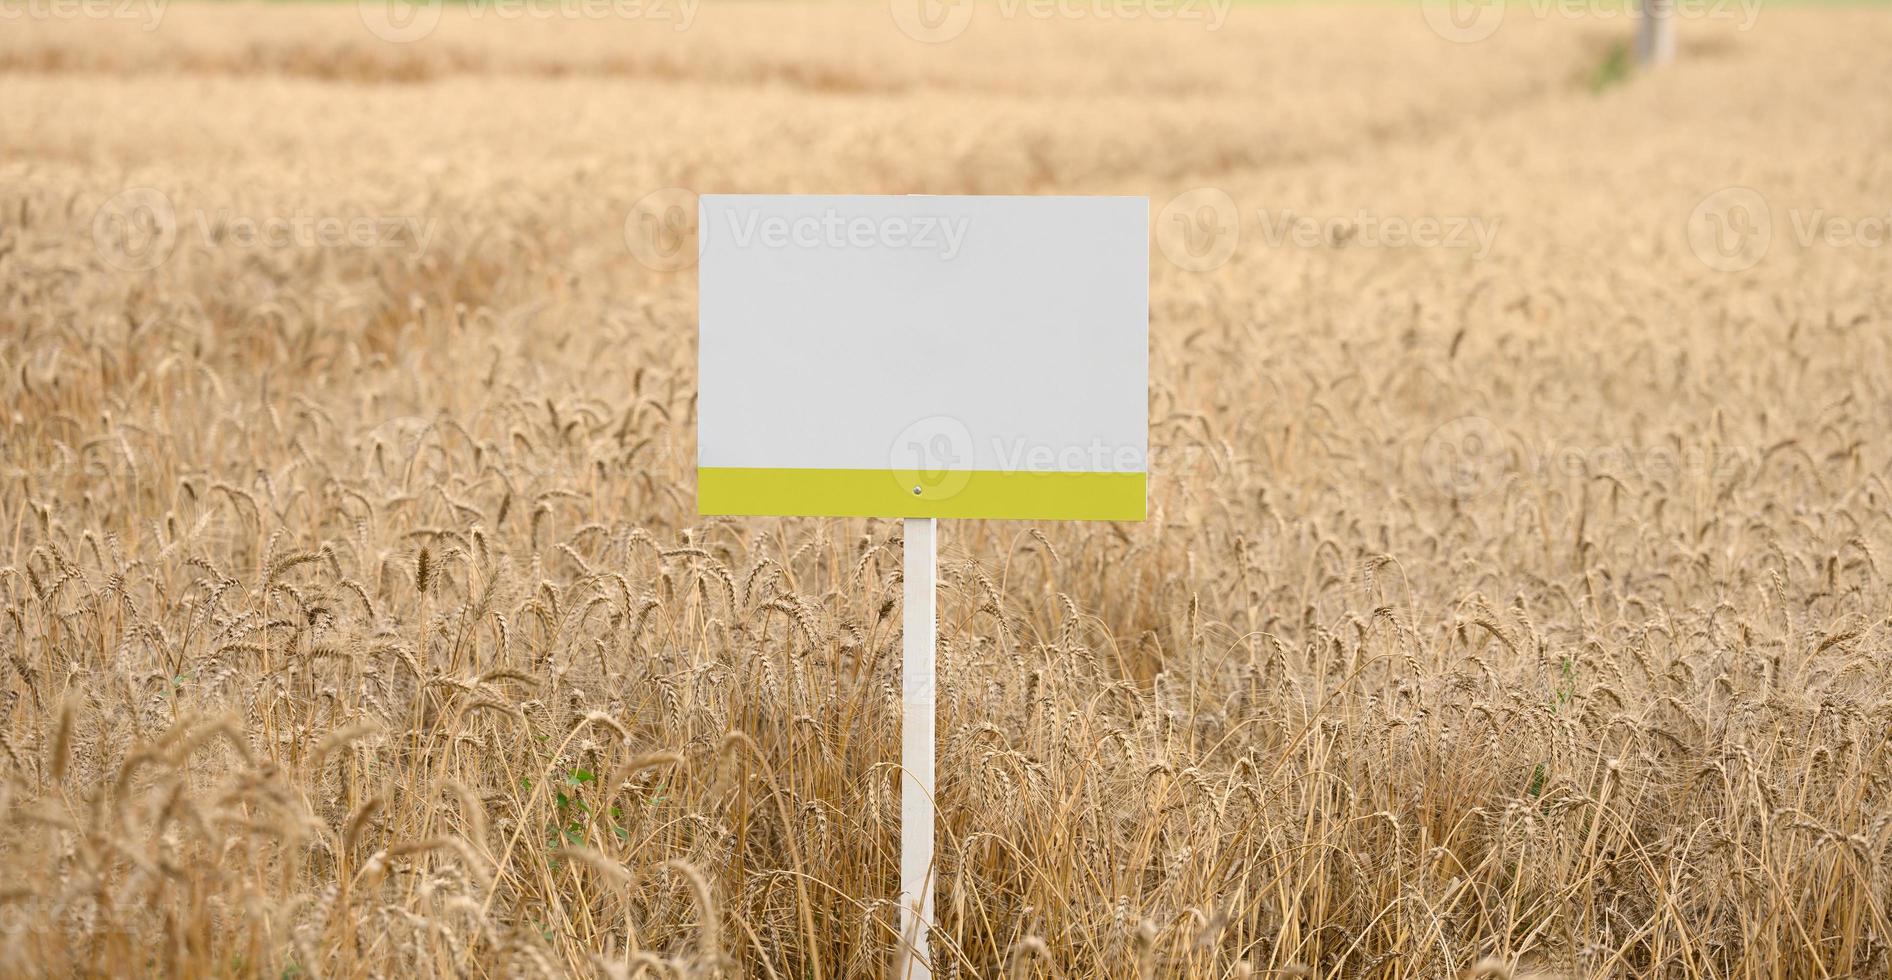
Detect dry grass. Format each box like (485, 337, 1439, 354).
(3, 3, 1892, 977)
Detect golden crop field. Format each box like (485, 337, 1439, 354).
(2, 2, 1891, 977)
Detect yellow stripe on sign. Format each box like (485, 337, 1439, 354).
(698, 467, 1146, 521)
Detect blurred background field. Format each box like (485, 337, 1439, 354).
(2, 2, 1891, 977)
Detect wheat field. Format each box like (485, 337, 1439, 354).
(2, 2, 1891, 978)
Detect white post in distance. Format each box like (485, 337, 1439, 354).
(900, 517, 937, 979)
(1637, 0, 1675, 67)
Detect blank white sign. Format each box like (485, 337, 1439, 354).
(697, 194, 1147, 520)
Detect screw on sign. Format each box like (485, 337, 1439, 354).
(697, 195, 1146, 978)
(892, 415, 973, 504)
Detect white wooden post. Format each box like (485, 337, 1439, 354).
(899, 517, 937, 979)
(1638, 0, 1675, 67)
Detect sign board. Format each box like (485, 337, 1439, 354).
(697, 194, 1148, 520)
